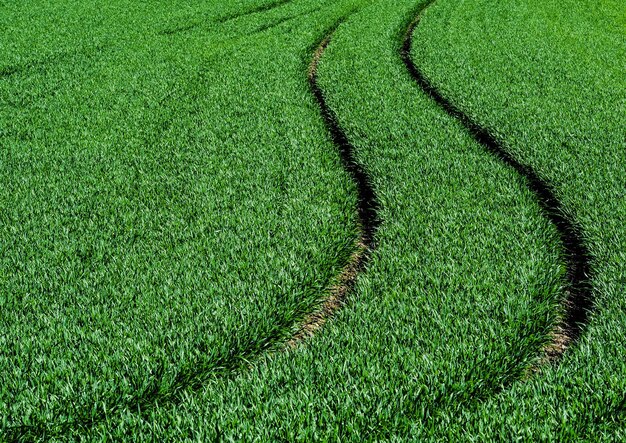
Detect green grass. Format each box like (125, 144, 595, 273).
(410, 0, 626, 438)
(72, 0, 564, 439)
(1, 0, 362, 435)
(0, 0, 623, 440)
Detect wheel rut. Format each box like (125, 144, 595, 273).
(159, 0, 293, 36)
(3, 12, 377, 442)
(289, 18, 380, 344)
(402, 0, 593, 361)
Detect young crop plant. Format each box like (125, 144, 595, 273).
(1, 0, 365, 438)
(0, 0, 623, 440)
(410, 0, 625, 437)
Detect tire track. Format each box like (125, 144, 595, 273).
(288, 16, 380, 344)
(253, 6, 321, 34)
(216, 0, 293, 24)
(0, 43, 110, 81)
(3, 11, 377, 442)
(401, 0, 593, 361)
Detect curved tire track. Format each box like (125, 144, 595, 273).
(4, 13, 378, 442)
(289, 20, 380, 344)
(402, 0, 593, 360)
(159, 0, 293, 36)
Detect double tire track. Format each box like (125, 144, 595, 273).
(4, 2, 595, 439)
(310, 0, 592, 364)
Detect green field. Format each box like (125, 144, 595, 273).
(0, 0, 624, 440)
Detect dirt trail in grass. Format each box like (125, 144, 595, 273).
(402, 1, 593, 360)
(289, 24, 380, 345)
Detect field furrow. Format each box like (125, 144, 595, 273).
(402, 0, 593, 360)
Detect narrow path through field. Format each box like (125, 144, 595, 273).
(402, 0, 593, 359)
(289, 21, 380, 344)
